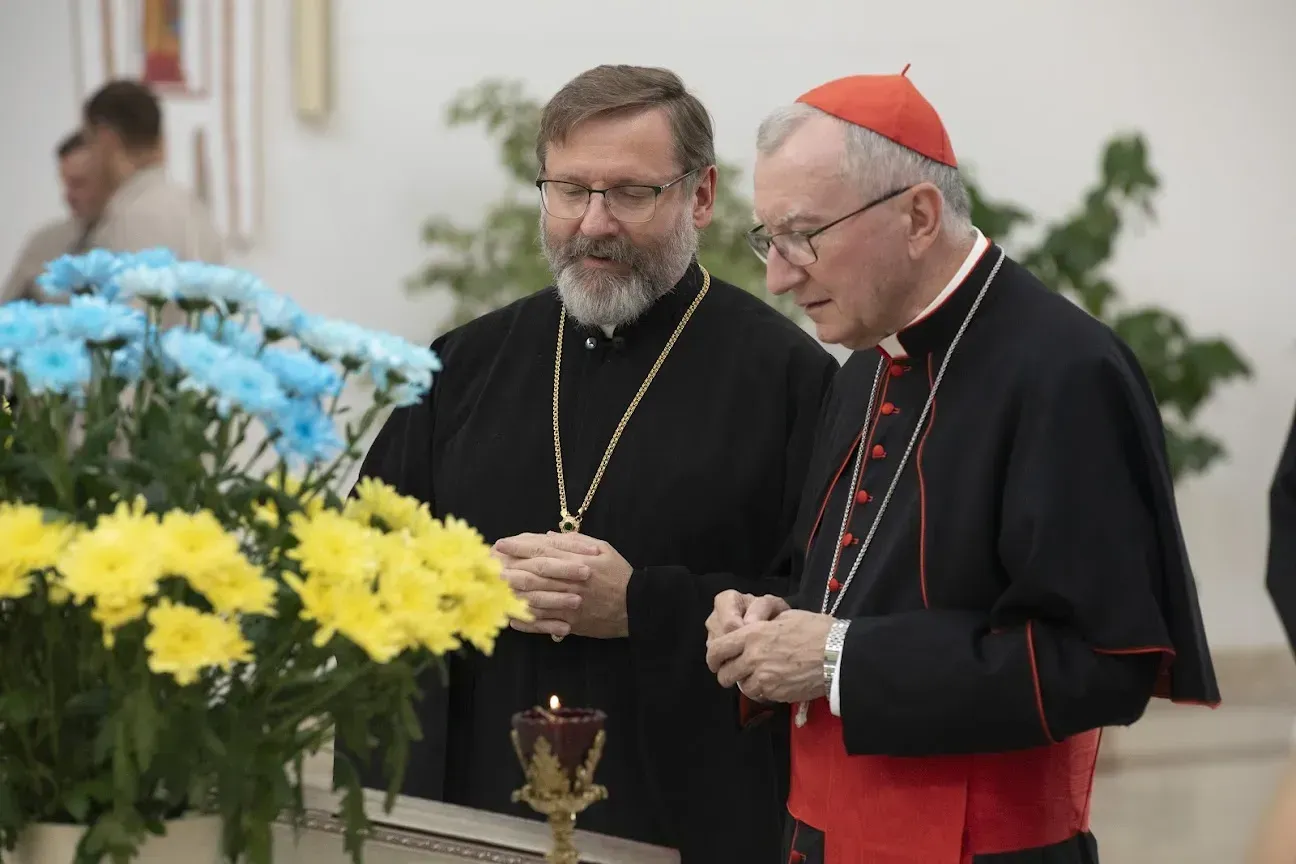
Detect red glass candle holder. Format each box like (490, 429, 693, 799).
(511, 705, 606, 780)
(510, 700, 608, 864)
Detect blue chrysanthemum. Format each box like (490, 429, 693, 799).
(268, 398, 343, 465)
(37, 249, 123, 298)
(109, 342, 145, 381)
(199, 312, 264, 356)
(161, 329, 229, 371)
(297, 316, 373, 363)
(260, 346, 342, 399)
(52, 296, 148, 345)
(161, 330, 287, 417)
(252, 290, 307, 336)
(0, 301, 53, 362)
(122, 248, 178, 270)
(17, 338, 93, 396)
(116, 265, 180, 304)
(365, 330, 442, 392)
(173, 262, 262, 311)
(204, 354, 289, 417)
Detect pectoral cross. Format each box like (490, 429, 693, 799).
(559, 512, 581, 533)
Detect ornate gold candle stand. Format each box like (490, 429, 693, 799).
(511, 700, 608, 864)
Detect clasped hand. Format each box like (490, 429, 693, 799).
(492, 531, 632, 639)
(704, 590, 835, 705)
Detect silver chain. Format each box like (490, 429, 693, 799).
(820, 248, 1006, 616)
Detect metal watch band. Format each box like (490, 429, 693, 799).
(823, 618, 850, 694)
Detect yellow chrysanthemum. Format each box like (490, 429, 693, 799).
(373, 532, 461, 655)
(0, 563, 34, 601)
(285, 498, 521, 663)
(456, 578, 532, 655)
(409, 515, 530, 655)
(287, 509, 380, 585)
(160, 509, 277, 616)
(285, 570, 404, 663)
(56, 499, 166, 645)
(144, 599, 253, 686)
(344, 477, 435, 536)
(160, 509, 241, 575)
(253, 472, 325, 528)
(191, 554, 278, 618)
(411, 515, 496, 574)
(0, 503, 76, 600)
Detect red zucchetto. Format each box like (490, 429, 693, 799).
(796, 65, 957, 168)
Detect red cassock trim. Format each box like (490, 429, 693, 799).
(788, 700, 1100, 863)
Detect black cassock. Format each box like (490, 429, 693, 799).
(345, 262, 838, 862)
(1267, 404, 1296, 656)
(735, 243, 1220, 864)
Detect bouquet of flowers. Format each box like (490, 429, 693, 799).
(0, 249, 528, 863)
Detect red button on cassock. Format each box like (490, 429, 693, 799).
(827, 577, 842, 593)
(871, 444, 886, 459)
(880, 402, 896, 415)
(841, 532, 855, 547)
(855, 490, 870, 504)
(889, 364, 907, 377)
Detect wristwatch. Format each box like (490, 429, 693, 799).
(823, 619, 851, 694)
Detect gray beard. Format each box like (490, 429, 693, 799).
(541, 213, 699, 330)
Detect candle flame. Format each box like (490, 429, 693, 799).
(549, 694, 561, 711)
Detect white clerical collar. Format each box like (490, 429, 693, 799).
(600, 325, 615, 337)
(878, 228, 989, 360)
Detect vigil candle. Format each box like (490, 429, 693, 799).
(511, 695, 606, 778)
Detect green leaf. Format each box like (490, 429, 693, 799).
(62, 788, 92, 824)
(0, 691, 40, 725)
(128, 688, 159, 776)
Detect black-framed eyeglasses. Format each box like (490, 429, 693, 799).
(536, 170, 697, 224)
(746, 185, 913, 266)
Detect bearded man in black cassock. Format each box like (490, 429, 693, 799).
(344, 65, 838, 863)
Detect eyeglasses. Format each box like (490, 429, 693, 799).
(536, 170, 697, 224)
(746, 186, 913, 266)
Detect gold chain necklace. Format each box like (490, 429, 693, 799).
(552, 266, 711, 534)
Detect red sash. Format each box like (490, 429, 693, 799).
(788, 699, 1100, 864)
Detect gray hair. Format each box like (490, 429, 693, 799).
(756, 103, 974, 236)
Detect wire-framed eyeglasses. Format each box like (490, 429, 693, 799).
(746, 186, 913, 266)
(536, 170, 697, 224)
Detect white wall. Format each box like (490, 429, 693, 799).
(2, 0, 1294, 649)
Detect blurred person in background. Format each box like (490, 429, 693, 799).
(80, 79, 224, 266)
(346, 64, 838, 862)
(1, 131, 109, 303)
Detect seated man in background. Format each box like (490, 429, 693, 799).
(1, 131, 108, 304)
(346, 65, 838, 863)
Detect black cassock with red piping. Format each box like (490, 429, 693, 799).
(758, 242, 1219, 864)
